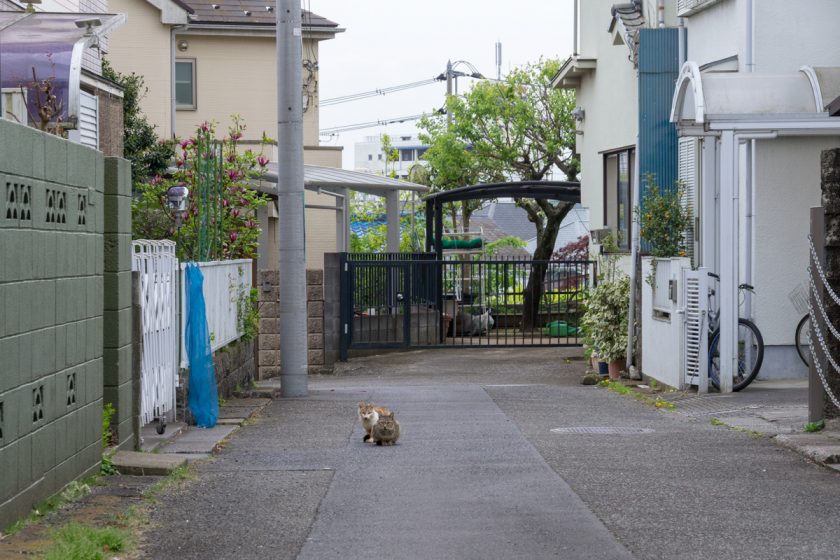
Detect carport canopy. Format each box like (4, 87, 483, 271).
(257, 163, 429, 252)
(423, 180, 581, 259)
(669, 61, 840, 393)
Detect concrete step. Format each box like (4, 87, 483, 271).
(111, 451, 187, 476)
(159, 425, 239, 454)
(140, 421, 188, 453)
(774, 432, 840, 464)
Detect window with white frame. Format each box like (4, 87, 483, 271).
(603, 147, 635, 251)
(175, 59, 196, 109)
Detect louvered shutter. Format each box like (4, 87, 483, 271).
(77, 91, 99, 150)
(678, 137, 699, 267)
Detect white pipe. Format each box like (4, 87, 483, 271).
(744, 0, 755, 319)
(657, 0, 665, 28)
(573, 0, 579, 55)
(626, 132, 642, 374)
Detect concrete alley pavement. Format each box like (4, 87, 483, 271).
(142, 348, 840, 560)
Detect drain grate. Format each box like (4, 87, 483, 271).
(550, 426, 654, 435)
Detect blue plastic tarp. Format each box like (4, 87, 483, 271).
(184, 263, 219, 428)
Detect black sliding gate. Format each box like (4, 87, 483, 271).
(339, 252, 596, 359)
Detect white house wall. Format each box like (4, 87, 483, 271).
(683, 0, 744, 69)
(752, 138, 831, 347)
(754, 1, 840, 72)
(574, 2, 638, 234)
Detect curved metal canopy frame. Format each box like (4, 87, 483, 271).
(423, 180, 581, 259)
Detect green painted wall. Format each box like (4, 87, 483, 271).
(0, 119, 133, 530)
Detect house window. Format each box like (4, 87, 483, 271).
(603, 147, 635, 251)
(175, 59, 196, 109)
(416, 147, 428, 159)
(368, 154, 373, 161)
(400, 149, 414, 162)
(377, 154, 382, 161)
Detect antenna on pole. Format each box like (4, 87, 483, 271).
(495, 41, 502, 81)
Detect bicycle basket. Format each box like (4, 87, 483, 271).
(788, 284, 809, 315)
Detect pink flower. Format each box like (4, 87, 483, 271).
(230, 131, 242, 141)
(229, 232, 238, 243)
(226, 170, 240, 181)
(199, 122, 210, 132)
(176, 159, 184, 168)
(246, 220, 257, 229)
(222, 199, 230, 207)
(181, 212, 189, 221)
(151, 175, 162, 185)
(227, 154, 237, 163)
(180, 138, 194, 149)
(257, 156, 269, 167)
(231, 208, 240, 218)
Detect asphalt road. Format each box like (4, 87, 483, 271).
(143, 348, 840, 559)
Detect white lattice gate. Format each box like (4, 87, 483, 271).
(132, 240, 179, 428)
(683, 267, 709, 392)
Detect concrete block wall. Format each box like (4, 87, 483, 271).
(0, 119, 106, 530)
(256, 268, 329, 379)
(103, 158, 134, 448)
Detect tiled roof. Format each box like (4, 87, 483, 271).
(472, 202, 538, 241)
(184, 1, 338, 27)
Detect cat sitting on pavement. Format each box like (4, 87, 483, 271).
(371, 410, 401, 446)
(358, 402, 391, 443)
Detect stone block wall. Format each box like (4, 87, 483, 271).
(256, 268, 328, 379)
(213, 340, 256, 398)
(0, 119, 133, 530)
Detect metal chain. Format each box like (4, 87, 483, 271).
(807, 300, 840, 410)
(808, 234, 840, 307)
(806, 234, 840, 410)
(807, 268, 840, 342)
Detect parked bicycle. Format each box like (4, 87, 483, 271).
(706, 272, 765, 391)
(789, 284, 811, 367)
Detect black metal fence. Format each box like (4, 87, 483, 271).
(339, 253, 596, 359)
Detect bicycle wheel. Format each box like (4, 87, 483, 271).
(708, 319, 765, 391)
(795, 314, 811, 368)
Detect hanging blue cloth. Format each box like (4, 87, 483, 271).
(184, 263, 219, 428)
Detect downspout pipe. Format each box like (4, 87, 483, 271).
(657, 0, 665, 28)
(744, 0, 755, 320)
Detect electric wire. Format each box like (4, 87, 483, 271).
(319, 113, 429, 135)
(321, 78, 441, 106)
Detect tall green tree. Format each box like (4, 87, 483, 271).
(420, 57, 579, 328)
(101, 59, 174, 182)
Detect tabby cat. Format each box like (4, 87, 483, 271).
(371, 411, 401, 446)
(358, 402, 391, 443)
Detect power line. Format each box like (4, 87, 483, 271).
(320, 78, 440, 106)
(319, 113, 434, 136)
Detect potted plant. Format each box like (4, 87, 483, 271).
(635, 173, 691, 287)
(581, 274, 630, 380)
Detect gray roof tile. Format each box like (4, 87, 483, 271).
(184, 1, 338, 27)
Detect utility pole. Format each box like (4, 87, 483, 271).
(276, 0, 308, 397)
(445, 59, 453, 127)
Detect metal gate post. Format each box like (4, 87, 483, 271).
(339, 253, 350, 362)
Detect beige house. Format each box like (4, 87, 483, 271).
(107, 0, 345, 268)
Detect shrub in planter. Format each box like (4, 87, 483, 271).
(581, 274, 630, 364)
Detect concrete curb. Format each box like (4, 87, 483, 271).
(774, 431, 840, 466)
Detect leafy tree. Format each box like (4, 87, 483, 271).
(349, 191, 425, 253)
(380, 133, 399, 178)
(417, 116, 492, 233)
(421, 57, 579, 328)
(101, 59, 174, 182)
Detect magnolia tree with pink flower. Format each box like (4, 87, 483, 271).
(132, 117, 270, 261)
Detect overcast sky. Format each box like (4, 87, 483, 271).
(311, 0, 575, 170)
